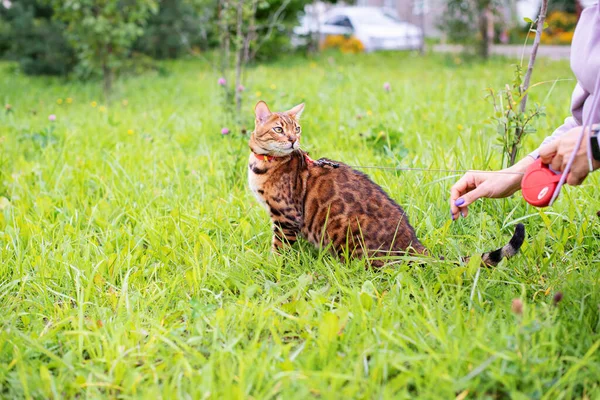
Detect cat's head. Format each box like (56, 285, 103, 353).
(249, 101, 304, 156)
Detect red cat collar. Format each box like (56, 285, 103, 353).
(253, 153, 279, 162)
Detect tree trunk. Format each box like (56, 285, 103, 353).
(309, 0, 321, 54)
(419, 1, 425, 55)
(103, 64, 112, 100)
(102, 46, 113, 100)
(234, 0, 244, 116)
(478, 6, 491, 59)
(218, 0, 230, 80)
(243, 0, 257, 63)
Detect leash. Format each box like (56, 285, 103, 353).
(253, 151, 524, 176)
(346, 165, 524, 175)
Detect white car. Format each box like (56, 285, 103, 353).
(293, 7, 423, 52)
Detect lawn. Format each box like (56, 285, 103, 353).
(1, 52, 599, 398)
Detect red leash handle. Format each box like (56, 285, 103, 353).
(521, 159, 562, 207)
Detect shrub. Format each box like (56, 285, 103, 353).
(540, 11, 577, 44)
(508, 10, 577, 46)
(0, 0, 76, 75)
(49, 0, 158, 97)
(134, 0, 217, 59)
(321, 35, 364, 54)
(545, 10, 577, 32)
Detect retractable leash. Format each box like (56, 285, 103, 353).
(522, 71, 600, 208)
(347, 165, 524, 175)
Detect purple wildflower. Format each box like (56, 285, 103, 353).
(383, 82, 391, 92)
(48, 114, 56, 122)
(221, 127, 230, 135)
(218, 77, 227, 86)
(511, 299, 523, 315)
(553, 292, 563, 305)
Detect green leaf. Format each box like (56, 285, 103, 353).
(318, 312, 339, 344)
(523, 17, 533, 23)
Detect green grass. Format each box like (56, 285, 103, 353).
(1, 51, 599, 399)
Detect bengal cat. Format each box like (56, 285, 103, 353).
(248, 101, 525, 268)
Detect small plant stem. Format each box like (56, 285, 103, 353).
(508, 0, 548, 166)
(519, 0, 548, 114)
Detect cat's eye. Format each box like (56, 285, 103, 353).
(273, 126, 283, 134)
(295, 126, 301, 133)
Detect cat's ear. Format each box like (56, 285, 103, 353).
(255, 101, 271, 123)
(287, 103, 305, 120)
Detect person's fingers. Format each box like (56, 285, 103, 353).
(450, 174, 475, 219)
(455, 184, 490, 218)
(566, 171, 586, 186)
(539, 141, 558, 164)
(456, 184, 488, 208)
(550, 152, 564, 173)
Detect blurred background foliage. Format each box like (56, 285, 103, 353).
(0, 0, 316, 78)
(0, 0, 581, 84)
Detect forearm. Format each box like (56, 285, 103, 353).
(505, 156, 536, 193)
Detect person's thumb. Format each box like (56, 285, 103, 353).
(454, 185, 489, 208)
(539, 141, 558, 164)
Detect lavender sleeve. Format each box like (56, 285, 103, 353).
(528, 82, 588, 159)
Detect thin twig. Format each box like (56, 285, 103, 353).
(508, 0, 548, 166)
(519, 0, 548, 114)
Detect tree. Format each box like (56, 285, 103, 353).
(439, 0, 504, 59)
(48, 0, 158, 99)
(134, 0, 217, 59)
(216, 0, 310, 120)
(0, 0, 76, 75)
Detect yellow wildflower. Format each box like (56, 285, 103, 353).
(457, 124, 464, 131)
(91, 101, 97, 107)
(366, 110, 373, 116)
(127, 129, 134, 135)
(255, 91, 262, 97)
(310, 62, 317, 68)
(122, 99, 129, 106)
(57, 99, 63, 105)
(270, 84, 276, 90)
(66, 98, 73, 104)
(99, 106, 107, 113)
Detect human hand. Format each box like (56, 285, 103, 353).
(538, 126, 600, 186)
(450, 157, 534, 220)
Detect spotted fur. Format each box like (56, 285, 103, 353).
(248, 101, 525, 267)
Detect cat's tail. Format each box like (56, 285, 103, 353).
(478, 223, 525, 267)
